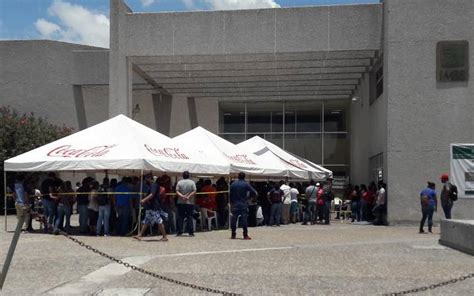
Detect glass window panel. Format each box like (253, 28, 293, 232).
(221, 134, 245, 144)
(247, 111, 270, 133)
(264, 133, 283, 148)
(285, 133, 322, 164)
(272, 111, 283, 132)
(324, 133, 349, 164)
(284, 111, 296, 133)
(247, 133, 265, 140)
(324, 100, 348, 132)
(288, 101, 322, 133)
(219, 102, 245, 133)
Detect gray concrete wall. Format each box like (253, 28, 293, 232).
(350, 71, 388, 186)
(0, 40, 105, 130)
(119, 3, 382, 56)
(385, 0, 474, 222)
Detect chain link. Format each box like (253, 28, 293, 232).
(53, 227, 241, 295)
(384, 273, 474, 295)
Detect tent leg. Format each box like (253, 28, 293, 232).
(4, 171, 7, 232)
(227, 176, 231, 230)
(137, 169, 144, 234)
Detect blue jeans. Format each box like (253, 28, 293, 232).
(231, 204, 249, 236)
(351, 201, 361, 222)
(304, 201, 317, 224)
(97, 205, 111, 235)
(77, 204, 89, 233)
(442, 204, 452, 219)
(270, 203, 282, 226)
(42, 198, 57, 228)
(55, 204, 72, 232)
(176, 204, 195, 235)
(420, 206, 434, 232)
(116, 206, 131, 236)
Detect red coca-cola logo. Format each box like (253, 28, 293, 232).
(224, 153, 256, 165)
(289, 159, 308, 169)
(144, 144, 189, 160)
(47, 145, 116, 158)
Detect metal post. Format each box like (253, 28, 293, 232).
(4, 171, 7, 232)
(137, 169, 144, 234)
(0, 209, 26, 289)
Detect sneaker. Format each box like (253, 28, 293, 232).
(419, 230, 425, 234)
(189, 233, 195, 237)
(176, 233, 183, 237)
(243, 235, 252, 240)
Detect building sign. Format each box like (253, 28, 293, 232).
(437, 41, 469, 82)
(450, 144, 474, 198)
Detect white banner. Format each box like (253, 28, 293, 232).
(450, 144, 474, 199)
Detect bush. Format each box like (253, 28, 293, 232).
(1, 106, 73, 214)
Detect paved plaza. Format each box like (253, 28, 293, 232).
(1, 216, 474, 295)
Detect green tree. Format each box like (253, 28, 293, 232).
(1, 106, 73, 214)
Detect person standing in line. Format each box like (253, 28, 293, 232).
(440, 174, 457, 219)
(268, 183, 284, 227)
(373, 182, 387, 226)
(323, 179, 334, 225)
(88, 181, 100, 235)
(40, 172, 59, 233)
(54, 180, 75, 234)
(13, 175, 31, 232)
(350, 185, 362, 223)
(280, 181, 291, 225)
(215, 177, 229, 229)
(176, 171, 197, 237)
(289, 183, 299, 223)
(302, 180, 318, 225)
(96, 179, 112, 236)
(76, 177, 92, 234)
(229, 172, 257, 239)
(419, 182, 437, 234)
(115, 177, 133, 236)
(134, 174, 168, 241)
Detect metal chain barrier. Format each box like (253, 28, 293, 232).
(55, 227, 241, 295)
(383, 273, 474, 295)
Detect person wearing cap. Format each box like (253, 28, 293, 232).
(440, 174, 457, 219)
(419, 182, 437, 234)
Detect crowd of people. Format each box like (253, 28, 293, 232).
(9, 171, 392, 241)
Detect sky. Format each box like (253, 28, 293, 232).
(0, 0, 380, 48)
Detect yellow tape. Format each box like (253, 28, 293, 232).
(5, 190, 229, 198)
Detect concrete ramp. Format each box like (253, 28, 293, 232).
(439, 219, 474, 256)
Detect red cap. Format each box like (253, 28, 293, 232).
(440, 174, 449, 181)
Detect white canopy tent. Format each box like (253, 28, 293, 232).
(4, 114, 229, 175)
(238, 136, 332, 181)
(173, 127, 308, 179)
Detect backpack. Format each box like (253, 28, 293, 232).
(449, 184, 458, 201)
(97, 187, 109, 206)
(270, 190, 282, 203)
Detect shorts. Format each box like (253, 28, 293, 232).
(143, 209, 168, 226)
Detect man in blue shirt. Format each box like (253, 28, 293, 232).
(229, 172, 257, 240)
(115, 177, 133, 236)
(419, 182, 437, 234)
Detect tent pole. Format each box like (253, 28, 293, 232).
(227, 176, 231, 230)
(4, 171, 7, 232)
(137, 169, 144, 234)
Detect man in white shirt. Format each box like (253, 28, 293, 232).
(289, 183, 299, 223)
(280, 181, 291, 224)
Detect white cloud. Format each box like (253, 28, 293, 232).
(34, 19, 61, 38)
(183, 0, 280, 10)
(34, 0, 109, 48)
(141, 0, 155, 7)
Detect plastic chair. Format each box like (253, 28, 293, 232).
(206, 210, 218, 231)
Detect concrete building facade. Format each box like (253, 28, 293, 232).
(1, 0, 473, 222)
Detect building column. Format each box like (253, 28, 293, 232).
(109, 0, 133, 118)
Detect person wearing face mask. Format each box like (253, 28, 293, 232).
(440, 174, 457, 219)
